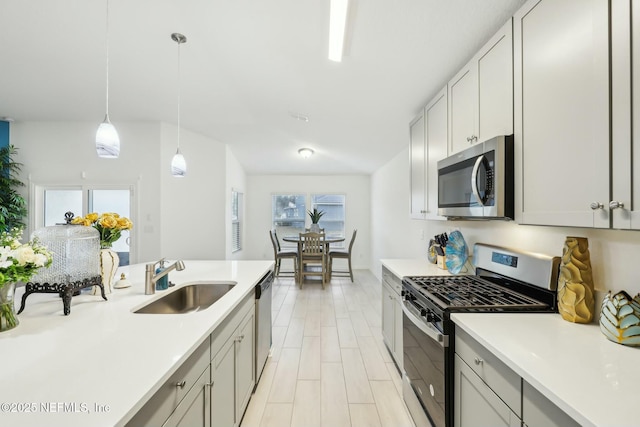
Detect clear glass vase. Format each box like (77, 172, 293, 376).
(0, 282, 19, 332)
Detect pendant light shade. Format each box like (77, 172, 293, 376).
(171, 32, 187, 178)
(96, 0, 120, 158)
(171, 148, 187, 177)
(96, 114, 120, 158)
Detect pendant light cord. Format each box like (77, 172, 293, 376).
(177, 39, 181, 150)
(105, 0, 111, 117)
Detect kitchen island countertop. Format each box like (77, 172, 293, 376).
(0, 259, 273, 427)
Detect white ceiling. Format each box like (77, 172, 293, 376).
(0, 0, 527, 175)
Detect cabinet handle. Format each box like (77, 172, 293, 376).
(609, 201, 625, 210)
(467, 135, 478, 143)
(474, 357, 483, 366)
(176, 380, 186, 388)
(590, 202, 603, 210)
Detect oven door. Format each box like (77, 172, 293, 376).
(402, 297, 448, 427)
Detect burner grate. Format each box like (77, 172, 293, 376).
(407, 276, 548, 310)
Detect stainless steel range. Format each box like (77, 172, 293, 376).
(401, 243, 560, 427)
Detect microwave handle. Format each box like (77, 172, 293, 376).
(471, 155, 485, 207)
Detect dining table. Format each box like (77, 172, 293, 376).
(282, 234, 345, 282)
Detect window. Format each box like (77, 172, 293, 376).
(231, 190, 243, 253)
(312, 194, 346, 247)
(37, 185, 133, 266)
(272, 194, 306, 247)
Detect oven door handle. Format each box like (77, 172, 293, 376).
(471, 154, 486, 207)
(402, 300, 449, 348)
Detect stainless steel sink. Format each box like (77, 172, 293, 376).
(134, 282, 236, 314)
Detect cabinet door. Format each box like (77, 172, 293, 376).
(392, 292, 403, 371)
(514, 0, 610, 227)
(381, 281, 395, 353)
(163, 367, 211, 427)
(611, 0, 640, 229)
(448, 64, 477, 155)
(425, 87, 448, 220)
(522, 381, 580, 427)
(235, 311, 255, 423)
(212, 336, 236, 427)
(477, 19, 513, 142)
(454, 355, 520, 427)
(410, 113, 426, 218)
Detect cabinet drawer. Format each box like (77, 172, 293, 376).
(210, 292, 255, 359)
(126, 339, 210, 427)
(522, 380, 580, 427)
(382, 266, 402, 295)
(455, 328, 520, 415)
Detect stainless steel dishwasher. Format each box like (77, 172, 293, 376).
(255, 270, 273, 385)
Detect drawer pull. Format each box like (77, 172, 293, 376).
(474, 357, 483, 366)
(176, 380, 186, 388)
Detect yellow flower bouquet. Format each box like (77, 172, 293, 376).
(72, 212, 133, 249)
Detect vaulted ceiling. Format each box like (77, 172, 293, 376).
(0, 0, 526, 175)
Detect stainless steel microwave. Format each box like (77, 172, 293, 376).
(437, 135, 514, 220)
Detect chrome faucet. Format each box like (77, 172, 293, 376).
(145, 259, 186, 295)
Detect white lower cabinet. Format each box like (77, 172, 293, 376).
(381, 266, 403, 370)
(522, 380, 580, 427)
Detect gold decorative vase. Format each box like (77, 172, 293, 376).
(557, 236, 595, 323)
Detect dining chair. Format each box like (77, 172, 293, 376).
(298, 231, 327, 288)
(329, 229, 357, 282)
(269, 229, 298, 277)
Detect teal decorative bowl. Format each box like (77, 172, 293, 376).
(445, 231, 468, 274)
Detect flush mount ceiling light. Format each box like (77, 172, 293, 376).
(298, 148, 314, 158)
(170, 32, 187, 178)
(289, 112, 309, 122)
(96, 0, 120, 159)
(328, 0, 349, 62)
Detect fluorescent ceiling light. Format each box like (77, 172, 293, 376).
(328, 0, 349, 62)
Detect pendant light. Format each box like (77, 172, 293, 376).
(171, 32, 187, 177)
(96, 0, 120, 159)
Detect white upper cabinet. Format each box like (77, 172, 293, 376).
(425, 87, 448, 220)
(514, 0, 609, 227)
(448, 20, 513, 155)
(409, 113, 426, 219)
(611, 0, 640, 229)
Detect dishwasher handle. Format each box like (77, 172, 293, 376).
(255, 270, 274, 299)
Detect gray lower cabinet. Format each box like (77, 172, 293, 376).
(164, 366, 211, 427)
(522, 380, 580, 427)
(381, 266, 402, 370)
(454, 355, 520, 427)
(211, 293, 256, 427)
(127, 292, 256, 427)
(454, 328, 521, 427)
(125, 339, 211, 427)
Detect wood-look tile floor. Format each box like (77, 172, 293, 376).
(241, 270, 415, 427)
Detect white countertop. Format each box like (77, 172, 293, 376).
(453, 313, 639, 427)
(380, 258, 454, 278)
(381, 258, 639, 427)
(0, 260, 274, 427)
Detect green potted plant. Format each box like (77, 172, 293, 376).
(307, 208, 325, 232)
(0, 145, 27, 232)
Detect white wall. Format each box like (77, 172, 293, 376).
(12, 120, 228, 263)
(244, 174, 371, 269)
(160, 122, 227, 260)
(371, 146, 640, 299)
